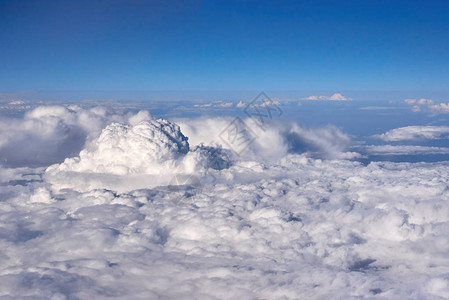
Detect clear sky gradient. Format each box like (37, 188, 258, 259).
(1, 0, 448, 93)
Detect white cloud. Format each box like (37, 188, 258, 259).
(0, 105, 132, 167)
(418, 99, 434, 105)
(193, 103, 212, 108)
(301, 93, 352, 101)
(365, 145, 449, 155)
(8, 100, 25, 105)
(3, 150, 449, 298)
(177, 117, 359, 161)
(359, 106, 390, 110)
(412, 105, 421, 112)
(41, 112, 360, 192)
(286, 123, 360, 159)
(3, 105, 449, 298)
(236, 101, 246, 108)
(374, 126, 449, 141)
(45, 117, 234, 192)
(429, 103, 449, 113)
(48, 119, 189, 175)
(404, 98, 449, 114)
(216, 101, 233, 108)
(404, 99, 417, 105)
(193, 101, 234, 108)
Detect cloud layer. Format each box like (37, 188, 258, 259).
(365, 144, 449, 155)
(2, 105, 449, 298)
(3, 152, 449, 298)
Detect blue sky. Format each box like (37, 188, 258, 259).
(1, 0, 448, 94)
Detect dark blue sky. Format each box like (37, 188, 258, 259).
(1, 0, 448, 93)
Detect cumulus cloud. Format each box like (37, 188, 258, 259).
(236, 101, 246, 108)
(404, 98, 449, 114)
(39, 110, 360, 192)
(374, 126, 449, 141)
(177, 117, 359, 161)
(45, 117, 233, 192)
(0, 105, 131, 167)
(430, 103, 449, 113)
(49, 119, 189, 176)
(3, 150, 449, 298)
(4, 104, 449, 298)
(301, 93, 352, 101)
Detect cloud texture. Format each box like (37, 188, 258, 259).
(1, 105, 449, 299)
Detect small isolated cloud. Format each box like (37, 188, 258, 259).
(404, 98, 449, 114)
(8, 100, 25, 105)
(193, 103, 212, 108)
(216, 101, 233, 108)
(302, 93, 352, 101)
(193, 101, 234, 108)
(236, 101, 246, 108)
(374, 126, 449, 142)
(412, 105, 421, 112)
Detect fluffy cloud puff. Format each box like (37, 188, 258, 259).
(6, 105, 449, 298)
(404, 98, 449, 113)
(45, 113, 234, 192)
(3, 153, 449, 298)
(177, 117, 359, 162)
(0, 105, 130, 167)
(50, 119, 189, 176)
(45, 115, 358, 192)
(374, 126, 449, 141)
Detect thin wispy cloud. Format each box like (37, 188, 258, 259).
(365, 144, 449, 155)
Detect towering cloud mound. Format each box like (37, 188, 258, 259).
(45, 117, 231, 192)
(51, 119, 189, 176)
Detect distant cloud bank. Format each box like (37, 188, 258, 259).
(374, 126, 449, 142)
(301, 93, 352, 101)
(365, 144, 449, 155)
